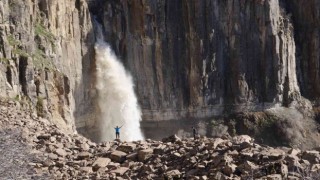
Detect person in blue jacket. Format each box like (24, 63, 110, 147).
(115, 125, 123, 139)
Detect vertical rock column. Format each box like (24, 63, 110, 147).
(92, 0, 300, 122)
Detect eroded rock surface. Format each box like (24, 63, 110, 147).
(0, 0, 95, 132)
(91, 0, 303, 124)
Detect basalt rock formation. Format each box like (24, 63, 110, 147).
(1, 0, 320, 144)
(91, 0, 304, 123)
(0, 0, 95, 132)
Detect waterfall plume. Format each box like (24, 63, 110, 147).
(94, 39, 144, 141)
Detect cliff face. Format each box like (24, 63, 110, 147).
(92, 0, 305, 121)
(286, 0, 320, 102)
(0, 0, 95, 131)
(2, 0, 320, 140)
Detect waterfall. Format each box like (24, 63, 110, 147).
(94, 22, 144, 141)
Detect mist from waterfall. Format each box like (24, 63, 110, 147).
(94, 25, 144, 141)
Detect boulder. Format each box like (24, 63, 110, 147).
(288, 148, 301, 156)
(55, 148, 67, 157)
(138, 149, 153, 162)
(117, 143, 136, 153)
(222, 163, 237, 176)
(162, 134, 181, 143)
(232, 135, 253, 144)
(208, 138, 225, 150)
(80, 167, 93, 173)
(238, 161, 258, 173)
(154, 145, 166, 154)
(165, 170, 181, 179)
(265, 174, 282, 180)
(302, 151, 320, 164)
(77, 152, 91, 160)
(110, 151, 127, 163)
(110, 167, 129, 176)
(48, 153, 59, 160)
(92, 158, 111, 171)
(126, 152, 138, 161)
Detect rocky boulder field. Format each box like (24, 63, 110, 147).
(1, 99, 320, 180)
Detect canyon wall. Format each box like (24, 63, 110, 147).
(285, 0, 320, 103)
(0, 0, 95, 131)
(1, 0, 320, 140)
(91, 0, 309, 122)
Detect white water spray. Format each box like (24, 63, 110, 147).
(94, 34, 144, 141)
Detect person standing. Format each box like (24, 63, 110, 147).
(115, 125, 123, 139)
(192, 126, 197, 139)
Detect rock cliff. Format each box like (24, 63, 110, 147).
(1, 0, 320, 142)
(91, 0, 307, 123)
(0, 0, 95, 131)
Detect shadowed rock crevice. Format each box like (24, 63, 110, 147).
(18, 57, 28, 96)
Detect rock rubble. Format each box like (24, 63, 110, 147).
(1, 99, 320, 179)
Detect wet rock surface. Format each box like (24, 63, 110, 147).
(2, 99, 320, 179)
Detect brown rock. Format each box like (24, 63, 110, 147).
(126, 152, 138, 161)
(117, 143, 136, 153)
(288, 148, 301, 156)
(302, 151, 320, 164)
(110, 151, 127, 163)
(55, 148, 67, 157)
(165, 170, 181, 179)
(238, 161, 258, 173)
(92, 158, 111, 171)
(107, 162, 120, 169)
(110, 167, 129, 176)
(208, 138, 225, 150)
(265, 174, 282, 180)
(162, 134, 181, 143)
(80, 143, 90, 151)
(138, 149, 153, 162)
(37, 134, 51, 140)
(80, 167, 93, 173)
(48, 153, 59, 160)
(154, 144, 166, 154)
(222, 163, 237, 176)
(232, 135, 253, 144)
(77, 152, 91, 160)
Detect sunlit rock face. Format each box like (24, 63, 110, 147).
(0, 0, 95, 132)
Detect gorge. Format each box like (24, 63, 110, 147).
(1, 0, 320, 147)
(2, 0, 320, 179)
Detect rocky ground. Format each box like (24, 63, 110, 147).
(1, 99, 320, 179)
